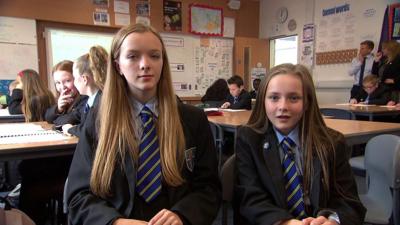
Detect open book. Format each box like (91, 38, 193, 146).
(0, 123, 70, 145)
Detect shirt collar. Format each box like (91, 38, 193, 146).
(131, 97, 159, 118)
(273, 125, 300, 147)
(86, 91, 98, 107)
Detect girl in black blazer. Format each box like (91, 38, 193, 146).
(66, 23, 221, 225)
(61, 45, 108, 137)
(372, 40, 400, 92)
(235, 64, 365, 225)
(45, 60, 88, 126)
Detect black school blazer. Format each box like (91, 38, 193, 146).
(66, 102, 221, 225)
(235, 126, 366, 225)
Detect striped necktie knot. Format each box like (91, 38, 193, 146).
(282, 137, 296, 160)
(281, 137, 306, 219)
(136, 106, 162, 203)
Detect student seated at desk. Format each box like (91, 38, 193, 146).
(66, 23, 220, 225)
(250, 78, 261, 99)
(8, 69, 55, 120)
(349, 74, 389, 105)
(61, 45, 108, 137)
(221, 75, 251, 110)
(201, 78, 229, 107)
(45, 60, 88, 125)
(235, 63, 365, 225)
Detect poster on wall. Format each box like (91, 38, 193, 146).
(302, 24, 314, 42)
(392, 5, 400, 39)
(136, 1, 150, 17)
(189, 4, 223, 36)
(93, 0, 108, 7)
(301, 24, 315, 67)
(163, 0, 182, 31)
(93, 10, 110, 26)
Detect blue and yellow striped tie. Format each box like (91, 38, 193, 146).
(281, 137, 306, 219)
(136, 106, 162, 203)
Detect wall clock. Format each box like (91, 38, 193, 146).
(276, 7, 288, 24)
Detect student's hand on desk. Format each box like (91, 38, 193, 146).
(387, 100, 396, 106)
(349, 98, 358, 104)
(302, 216, 339, 225)
(112, 218, 148, 225)
(148, 209, 183, 225)
(62, 124, 74, 136)
(220, 102, 230, 109)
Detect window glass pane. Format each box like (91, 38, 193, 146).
(271, 35, 298, 67)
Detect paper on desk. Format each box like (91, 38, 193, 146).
(219, 109, 247, 112)
(204, 108, 219, 112)
(335, 103, 376, 107)
(379, 105, 397, 108)
(0, 123, 70, 144)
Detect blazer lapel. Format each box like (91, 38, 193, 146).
(123, 154, 137, 216)
(262, 128, 286, 206)
(309, 156, 322, 211)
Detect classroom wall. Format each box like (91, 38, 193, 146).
(0, 0, 260, 38)
(259, 0, 397, 104)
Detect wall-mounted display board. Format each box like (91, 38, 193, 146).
(161, 33, 233, 97)
(0, 16, 38, 79)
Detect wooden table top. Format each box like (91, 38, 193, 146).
(207, 110, 400, 138)
(320, 104, 400, 114)
(207, 110, 252, 128)
(0, 122, 78, 160)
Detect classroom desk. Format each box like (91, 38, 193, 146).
(0, 122, 78, 161)
(320, 104, 400, 121)
(0, 109, 24, 123)
(207, 110, 400, 146)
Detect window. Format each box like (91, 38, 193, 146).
(269, 35, 298, 67)
(45, 28, 114, 89)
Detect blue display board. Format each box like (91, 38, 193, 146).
(0, 80, 14, 95)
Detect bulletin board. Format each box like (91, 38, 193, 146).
(0, 16, 38, 79)
(312, 1, 387, 87)
(160, 33, 233, 97)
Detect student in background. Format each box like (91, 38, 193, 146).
(67, 23, 220, 225)
(45, 60, 88, 125)
(201, 78, 229, 107)
(221, 75, 251, 110)
(61, 45, 108, 136)
(349, 74, 389, 105)
(348, 40, 375, 99)
(372, 40, 400, 93)
(250, 78, 261, 99)
(235, 64, 365, 225)
(8, 69, 55, 121)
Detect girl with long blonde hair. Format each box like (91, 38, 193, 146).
(8, 69, 55, 122)
(67, 23, 220, 225)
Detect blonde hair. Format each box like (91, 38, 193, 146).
(362, 74, 379, 86)
(382, 40, 400, 62)
(248, 63, 335, 198)
(75, 46, 108, 90)
(90, 23, 186, 197)
(18, 69, 55, 122)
